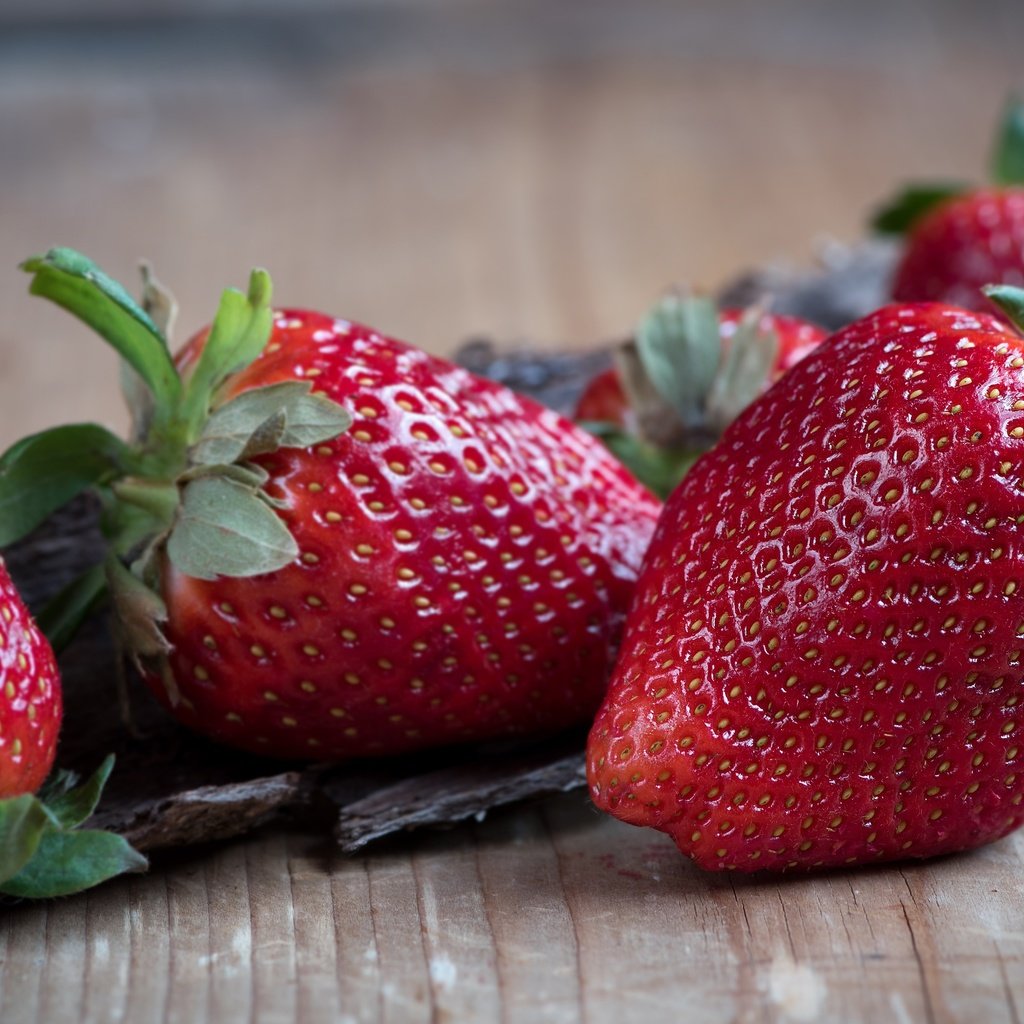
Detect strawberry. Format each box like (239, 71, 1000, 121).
(588, 292, 1024, 871)
(0, 556, 61, 797)
(1, 249, 660, 761)
(0, 559, 145, 898)
(575, 368, 632, 430)
(877, 97, 1024, 312)
(890, 189, 1024, 311)
(574, 299, 826, 497)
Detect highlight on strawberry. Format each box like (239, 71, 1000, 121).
(0, 556, 145, 899)
(875, 96, 1024, 311)
(588, 287, 1024, 871)
(574, 295, 826, 497)
(0, 249, 661, 763)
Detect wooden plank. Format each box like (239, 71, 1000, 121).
(474, 808, 582, 1023)
(205, 842, 256, 1023)
(1, 798, 1023, 1022)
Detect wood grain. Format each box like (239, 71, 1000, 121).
(2, 2, 1024, 1021)
(1, 795, 1022, 1023)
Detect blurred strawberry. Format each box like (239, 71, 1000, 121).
(0, 558, 145, 898)
(575, 368, 632, 431)
(574, 298, 826, 496)
(0, 556, 60, 798)
(877, 97, 1024, 312)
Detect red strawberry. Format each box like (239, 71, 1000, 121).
(574, 368, 632, 430)
(588, 294, 1024, 871)
(574, 299, 826, 497)
(0, 568, 145, 897)
(891, 189, 1024, 311)
(878, 98, 1024, 312)
(3, 250, 659, 761)
(0, 557, 60, 797)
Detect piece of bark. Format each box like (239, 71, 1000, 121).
(331, 736, 588, 852)
(101, 773, 308, 851)
(1, 239, 894, 857)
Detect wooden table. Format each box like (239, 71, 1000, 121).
(1, 3, 1023, 1020)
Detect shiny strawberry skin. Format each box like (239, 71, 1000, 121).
(588, 302, 1024, 871)
(572, 310, 827, 423)
(0, 558, 61, 796)
(156, 311, 661, 759)
(892, 188, 1024, 312)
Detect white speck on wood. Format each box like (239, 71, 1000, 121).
(429, 953, 458, 991)
(766, 952, 828, 1022)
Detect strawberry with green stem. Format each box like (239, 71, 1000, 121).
(876, 96, 1024, 311)
(1, 249, 660, 760)
(0, 556, 145, 898)
(574, 296, 826, 497)
(588, 288, 1024, 871)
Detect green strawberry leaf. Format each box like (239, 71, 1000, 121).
(983, 283, 1024, 332)
(704, 308, 779, 434)
(36, 563, 108, 652)
(180, 461, 271, 490)
(191, 381, 352, 466)
(105, 556, 174, 704)
(180, 269, 275, 439)
(21, 248, 181, 410)
(581, 421, 700, 499)
(871, 183, 967, 235)
(0, 757, 146, 899)
(42, 755, 114, 830)
(635, 295, 722, 432)
(1, 829, 147, 900)
(0, 795, 54, 884)
(166, 474, 298, 580)
(991, 95, 1024, 186)
(35, 767, 81, 805)
(0, 424, 133, 546)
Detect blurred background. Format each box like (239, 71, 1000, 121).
(1, 0, 1022, 445)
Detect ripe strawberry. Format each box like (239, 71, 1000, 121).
(878, 98, 1024, 312)
(891, 189, 1024, 311)
(588, 294, 1024, 871)
(574, 368, 632, 430)
(0, 557, 60, 797)
(574, 300, 826, 497)
(0, 559, 143, 899)
(2, 250, 660, 761)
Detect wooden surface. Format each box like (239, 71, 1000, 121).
(1, 2, 1024, 1021)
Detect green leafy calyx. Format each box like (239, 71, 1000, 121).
(873, 95, 1024, 236)
(983, 284, 1024, 333)
(584, 294, 783, 497)
(871, 183, 968, 235)
(1, 248, 352, 652)
(617, 294, 780, 448)
(0, 757, 147, 899)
